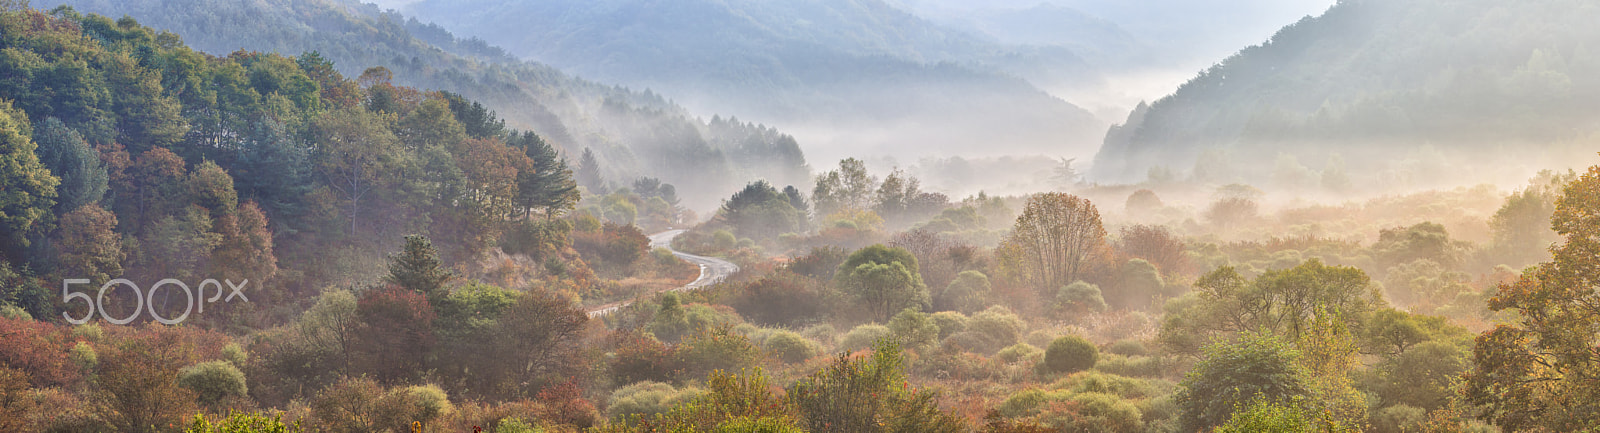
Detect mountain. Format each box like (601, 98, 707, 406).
(39, 0, 813, 210)
(395, 0, 1107, 163)
(1091, 0, 1600, 185)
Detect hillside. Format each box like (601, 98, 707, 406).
(40, 0, 813, 209)
(396, 0, 1107, 161)
(1091, 0, 1600, 185)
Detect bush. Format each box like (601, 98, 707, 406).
(1053, 371, 1168, 400)
(1372, 404, 1427, 433)
(1042, 336, 1097, 374)
(678, 326, 760, 380)
(221, 343, 248, 366)
(839, 324, 891, 352)
(763, 331, 820, 363)
(1095, 354, 1164, 378)
(572, 222, 650, 267)
(942, 270, 991, 313)
(943, 331, 999, 354)
(887, 308, 939, 350)
(178, 360, 248, 406)
(0, 305, 29, 320)
(184, 412, 304, 433)
(1105, 339, 1150, 357)
(1056, 281, 1107, 316)
(69, 342, 97, 371)
(724, 271, 834, 327)
(405, 384, 454, 425)
(968, 306, 1026, 352)
(606, 381, 702, 421)
(800, 324, 836, 347)
(1037, 392, 1143, 433)
(930, 312, 968, 339)
(996, 343, 1042, 364)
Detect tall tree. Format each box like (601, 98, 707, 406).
(32, 117, 107, 213)
(1466, 163, 1600, 431)
(513, 131, 580, 220)
(576, 147, 604, 194)
(386, 234, 453, 304)
(0, 100, 58, 262)
(312, 108, 404, 236)
(52, 204, 123, 284)
(834, 244, 929, 322)
(998, 193, 1107, 295)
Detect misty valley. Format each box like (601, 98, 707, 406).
(2, 0, 1600, 432)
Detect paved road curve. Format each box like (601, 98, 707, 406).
(586, 229, 740, 317)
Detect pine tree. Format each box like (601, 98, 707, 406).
(512, 131, 580, 219)
(33, 117, 107, 213)
(386, 234, 453, 304)
(576, 147, 605, 195)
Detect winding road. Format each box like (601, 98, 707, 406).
(586, 229, 740, 317)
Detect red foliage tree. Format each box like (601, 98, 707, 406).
(352, 286, 436, 384)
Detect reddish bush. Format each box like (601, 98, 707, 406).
(572, 222, 649, 267)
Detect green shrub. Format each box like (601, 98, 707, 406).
(763, 331, 820, 363)
(1037, 392, 1143, 433)
(1056, 281, 1107, 316)
(178, 360, 248, 405)
(1052, 371, 1168, 400)
(942, 331, 999, 354)
(839, 324, 891, 352)
(0, 305, 30, 320)
(995, 343, 1042, 364)
(404, 384, 454, 425)
(1372, 404, 1427, 433)
(1212, 399, 1314, 433)
(70, 342, 97, 371)
(930, 311, 968, 339)
(678, 326, 761, 380)
(800, 324, 836, 347)
(1095, 354, 1164, 378)
(184, 412, 305, 433)
(887, 308, 939, 350)
(1105, 339, 1150, 357)
(1043, 336, 1097, 374)
(942, 270, 991, 312)
(606, 381, 702, 420)
(221, 343, 248, 366)
(968, 306, 1025, 352)
(70, 323, 103, 342)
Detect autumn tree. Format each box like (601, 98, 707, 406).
(1117, 224, 1187, 277)
(352, 286, 435, 384)
(999, 193, 1107, 295)
(53, 204, 123, 283)
(1465, 163, 1600, 430)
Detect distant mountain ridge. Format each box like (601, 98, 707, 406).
(398, 0, 1108, 161)
(1091, 0, 1600, 184)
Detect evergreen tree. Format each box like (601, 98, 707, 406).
(33, 117, 108, 213)
(386, 234, 454, 304)
(512, 131, 580, 219)
(576, 147, 605, 194)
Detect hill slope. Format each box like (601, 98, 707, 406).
(41, 0, 813, 209)
(1091, 0, 1600, 185)
(398, 0, 1107, 161)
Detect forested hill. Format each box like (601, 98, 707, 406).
(397, 0, 1107, 160)
(37, 0, 812, 209)
(1091, 0, 1600, 184)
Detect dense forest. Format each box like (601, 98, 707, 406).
(1092, 0, 1600, 185)
(5, 1, 1600, 433)
(36, 0, 814, 209)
